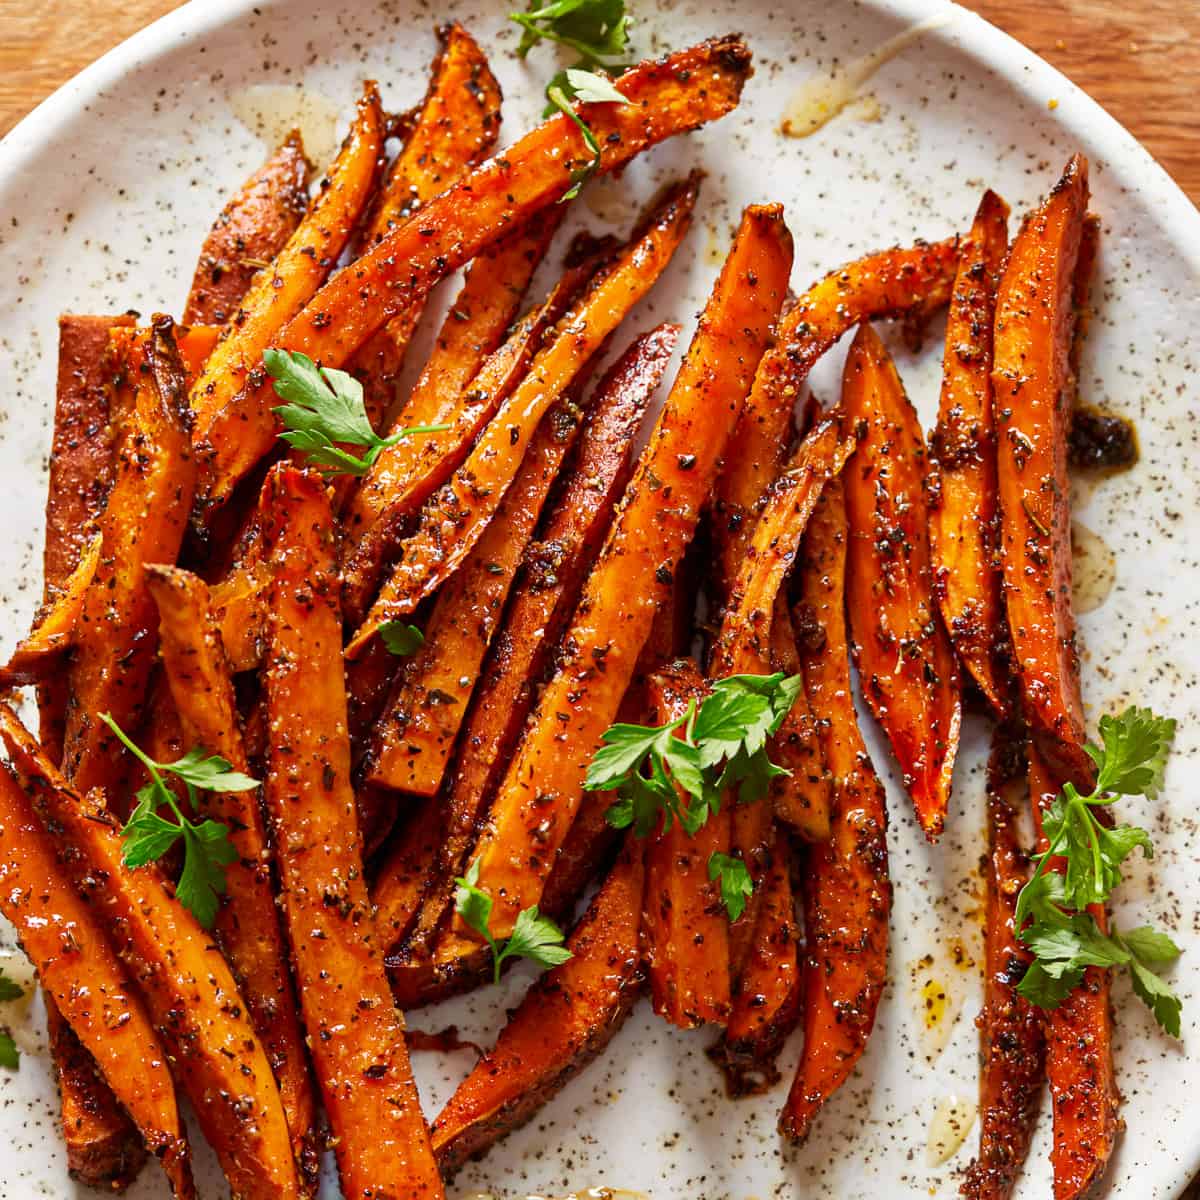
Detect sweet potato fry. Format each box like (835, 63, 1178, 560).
(642, 662, 732, 1028)
(994, 156, 1093, 783)
(39, 314, 136, 762)
(0, 764, 194, 1197)
(145, 565, 318, 1187)
(710, 236, 960, 591)
(767, 594, 831, 839)
(372, 797, 446, 948)
(349, 24, 502, 425)
(708, 848, 801, 1094)
(395, 325, 675, 957)
(708, 417, 853, 957)
(184, 133, 310, 326)
(38, 311, 144, 1184)
(346, 176, 700, 654)
(108, 321, 221, 385)
(431, 835, 644, 1176)
(928, 190, 1011, 716)
(1, 531, 101, 684)
(781, 477, 892, 1141)
(62, 318, 195, 800)
(366, 388, 591, 796)
(842, 323, 961, 841)
(1028, 743, 1117, 1200)
(455, 202, 792, 941)
(341, 236, 606, 623)
(369, 325, 676, 797)
(260, 465, 442, 1200)
(191, 83, 385, 527)
(0, 706, 301, 1200)
(961, 728, 1045, 1200)
(197, 36, 753, 510)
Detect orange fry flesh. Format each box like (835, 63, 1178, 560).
(452, 201, 793, 943)
(842, 323, 961, 841)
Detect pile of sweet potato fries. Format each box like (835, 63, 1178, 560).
(0, 20, 1128, 1200)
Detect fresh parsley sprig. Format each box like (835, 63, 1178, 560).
(511, 0, 632, 67)
(454, 859, 572, 983)
(0, 968, 23, 1070)
(585, 672, 802, 918)
(1014, 707, 1184, 1036)
(545, 68, 631, 200)
(264, 349, 447, 476)
(101, 714, 254, 929)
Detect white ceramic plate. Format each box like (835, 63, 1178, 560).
(1, 1, 1197, 1197)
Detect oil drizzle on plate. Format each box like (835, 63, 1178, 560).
(926, 1094, 977, 1165)
(230, 84, 341, 172)
(1072, 521, 1117, 614)
(780, 13, 952, 139)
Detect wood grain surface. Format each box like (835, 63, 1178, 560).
(0, 0, 1196, 202)
(0, 1, 1196, 1196)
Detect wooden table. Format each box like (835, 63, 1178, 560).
(0, 1, 1196, 1197)
(0, 0, 1196, 203)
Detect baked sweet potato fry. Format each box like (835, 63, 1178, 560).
(961, 728, 1045, 1200)
(994, 156, 1093, 783)
(928, 190, 1011, 716)
(394, 335, 669, 958)
(453, 202, 793, 942)
(431, 834, 644, 1176)
(1, 531, 101, 684)
(184, 133, 310, 326)
(62, 319, 195, 800)
(0, 706, 301, 1200)
(347, 176, 700, 654)
(369, 325, 676, 797)
(341, 235, 606, 623)
(39, 314, 136, 761)
(0, 764, 193, 1197)
(372, 797, 446, 948)
(369, 383, 592, 794)
(842, 323, 961, 841)
(1028, 743, 1117, 1200)
(145, 564, 318, 1187)
(38, 311, 146, 1185)
(708, 848, 801, 1095)
(349, 24, 502, 426)
(768, 594, 831, 838)
(642, 662, 732, 1028)
(781, 477, 891, 1141)
(196, 36, 754, 510)
(191, 83, 385, 527)
(710, 236, 960, 590)
(260, 466, 442, 1200)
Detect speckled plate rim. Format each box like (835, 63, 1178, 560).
(1, 1, 1198, 1196)
(2, 0, 1198, 261)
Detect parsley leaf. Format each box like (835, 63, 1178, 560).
(544, 70, 630, 201)
(708, 852, 754, 922)
(1014, 706, 1183, 1037)
(0, 970, 22, 1004)
(264, 349, 447, 476)
(0, 1031, 16, 1070)
(511, 0, 632, 65)
(100, 714, 250, 930)
(379, 621, 425, 657)
(454, 858, 572, 983)
(587, 672, 801, 849)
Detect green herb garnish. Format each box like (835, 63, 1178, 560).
(101, 714, 254, 929)
(0, 969, 23, 1071)
(585, 672, 801, 919)
(264, 348, 447, 476)
(379, 621, 425, 657)
(545, 68, 631, 200)
(708, 852, 754, 923)
(511, 0, 632, 66)
(454, 859, 572, 983)
(1015, 707, 1183, 1036)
